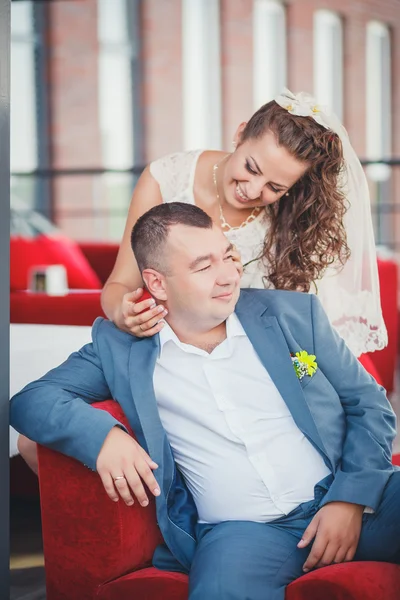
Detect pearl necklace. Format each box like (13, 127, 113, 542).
(212, 157, 261, 232)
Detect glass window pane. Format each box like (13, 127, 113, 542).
(253, 0, 287, 108)
(313, 10, 343, 120)
(98, 52, 134, 169)
(98, 0, 129, 45)
(366, 21, 391, 161)
(11, 1, 34, 37)
(182, 0, 222, 149)
(10, 42, 37, 171)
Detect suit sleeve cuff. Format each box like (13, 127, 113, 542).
(320, 468, 392, 512)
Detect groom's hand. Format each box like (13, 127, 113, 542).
(96, 426, 161, 507)
(299, 501, 364, 572)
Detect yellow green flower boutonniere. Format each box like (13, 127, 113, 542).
(291, 351, 318, 381)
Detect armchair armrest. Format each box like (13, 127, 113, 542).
(372, 257, 399, 393)
(38, 400, 162, 600)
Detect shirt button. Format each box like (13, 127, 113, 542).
(217, 394, 228, 408)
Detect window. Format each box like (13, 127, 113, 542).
(98, 0, 139, 169)
(10, 1, 38, 209)
(366, 21, 391, 170)
(253, 0, 287, 110)
(365, 21, 392, 246)
(182, 0, 222, 150)
(97, 0, 141, 239)
(313, 10, 343, 120)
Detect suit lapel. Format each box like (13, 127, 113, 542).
(235, 292, 330, 465)
(128, 336, 167, 469)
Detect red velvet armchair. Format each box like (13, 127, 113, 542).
(37, 400, 400, 600)
(14, 241, 400, 596)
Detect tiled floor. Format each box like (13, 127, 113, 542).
(10, 567, 46, 600)
(10, 497, 43, 567)
(10, 497, 45, 599)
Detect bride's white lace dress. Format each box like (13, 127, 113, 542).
(150, 150, 388, 357)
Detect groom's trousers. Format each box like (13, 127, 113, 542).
(188, 471, 400, 600)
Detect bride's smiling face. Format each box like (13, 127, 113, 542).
(221, 128, 310, 210)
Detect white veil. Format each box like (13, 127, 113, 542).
(274, 89, 387, 357)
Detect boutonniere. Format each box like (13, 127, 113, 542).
(290, 351, 318, 380)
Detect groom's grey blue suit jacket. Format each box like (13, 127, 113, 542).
(10, 289, 397, 572)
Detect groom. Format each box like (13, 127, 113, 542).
(11, 203, 400, 600)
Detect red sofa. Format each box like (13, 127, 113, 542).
(37, 400, 400, 600)
(10, 242, 119, 326)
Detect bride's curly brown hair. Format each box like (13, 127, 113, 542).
(240, 101, 350, 292)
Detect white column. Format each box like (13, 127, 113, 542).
(10, 1, 37, 172)
(98, 0, 134, 169)
(97, 0, 138, 240)
(182, 0, 222, 150)
(366, 21, 391, 165)
(313, 9, 343, 120)
(253, 0, 287, 111)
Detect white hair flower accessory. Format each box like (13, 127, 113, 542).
(275, 88, 329, 130)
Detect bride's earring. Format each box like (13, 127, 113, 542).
(232, 140, 237, 149)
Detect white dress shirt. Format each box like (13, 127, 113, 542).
(153, 314, 330, 524)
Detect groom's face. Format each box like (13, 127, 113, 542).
(151, 224, 241, 328)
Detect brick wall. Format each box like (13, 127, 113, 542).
(141, 0, 183, 161)
(43, 0, 399, 242)
(47, 0, 101, 168)
(140, 0, 399, 161)
(220, 0, 254, 151)
(44, 0, 400, 166)
(46, 0, 102, 238)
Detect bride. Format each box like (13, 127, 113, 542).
(102, 89, 387, 358)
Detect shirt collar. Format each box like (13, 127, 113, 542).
(158, 319, 181, 352)
(226, 311, 247, 339)
(158, 312, 246, 356)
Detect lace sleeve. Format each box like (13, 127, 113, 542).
(149, 150, 202, 204)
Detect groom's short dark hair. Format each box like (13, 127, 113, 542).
(131, 202, 213, 274)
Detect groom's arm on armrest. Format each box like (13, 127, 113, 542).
(10, 320, 127, 471)
(310, 294, 397, 511)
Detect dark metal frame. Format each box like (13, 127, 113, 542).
(10, 159, 400, 249)
(0, 0, 10, 597)
(33, 0, 51, 217)
(127, 0, 144, 166)
(10, 159, 400, 179)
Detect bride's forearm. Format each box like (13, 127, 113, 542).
(101, 280, 132, 326)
